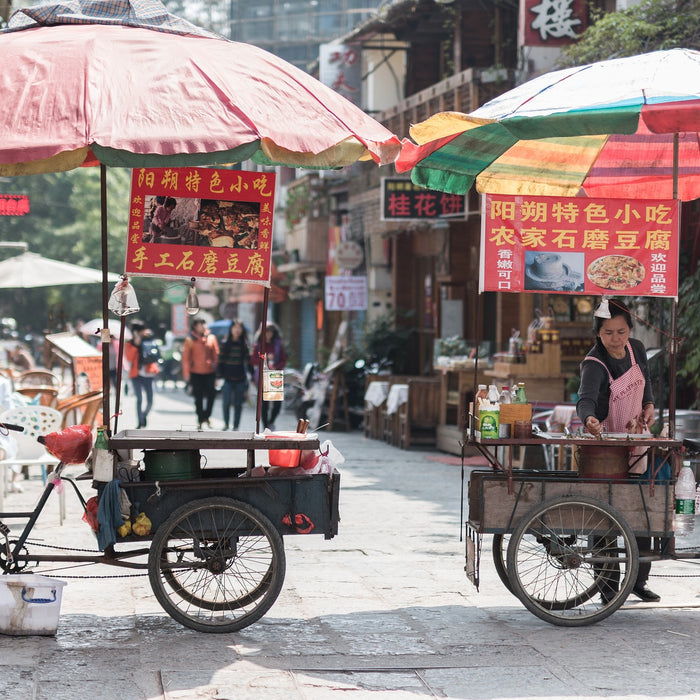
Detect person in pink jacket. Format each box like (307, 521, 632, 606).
(182, 318, 220, 429)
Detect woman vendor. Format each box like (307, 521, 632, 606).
(576, 298, 660, 604)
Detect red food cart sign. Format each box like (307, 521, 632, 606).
(480, 194, 680, 298)
(126, 167, 275, 284)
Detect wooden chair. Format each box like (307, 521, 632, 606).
(363, 375, 388, 440)
(15, 386, 59, 407)
(15, 370, 61, 389)
(58, 390, 103, 430)
(397, 377, 442, 450)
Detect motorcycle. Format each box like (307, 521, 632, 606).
(295, 357, 393, 430)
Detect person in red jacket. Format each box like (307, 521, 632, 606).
(182, 318, 220, 429)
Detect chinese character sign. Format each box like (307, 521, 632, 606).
(319, 43, 362, 108)
(520, 0, 587, 46)
(481, 194, 680, 298)
(0, 194, 29, 216)
(325, 276, 367, 311)
(126, 167, 275, 284)
(381, 178, 466, 220)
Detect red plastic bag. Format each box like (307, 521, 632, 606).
(41, 424, 93, 464)
(82, 496, 99, 533)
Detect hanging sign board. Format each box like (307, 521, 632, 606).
(325, 276, 367, 311)
(380, 178, 466, 220)
(480, 194, 680, 298)
(126, 167, 275, 284)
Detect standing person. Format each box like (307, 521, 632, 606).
(251, 322, 287, 430)
(218, 320, 251, 430)
(576, 298, 660, 603)
(124, 321, 161, 429)
(182, 318, 219, 430)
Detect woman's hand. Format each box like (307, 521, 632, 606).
(641, 403, 655, 428)
(584, 415, 602, 437)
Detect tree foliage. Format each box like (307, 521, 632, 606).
(557, 0, 700, 67)
(0, 168, 135, 332)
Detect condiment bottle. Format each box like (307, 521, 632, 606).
(499, 386, 512, 404)
(515, 382, 527, 404)
(475, 384, 488, 407)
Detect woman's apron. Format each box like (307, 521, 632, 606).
(576, 341, 646, 479)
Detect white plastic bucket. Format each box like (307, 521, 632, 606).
(0, 574, 67, 636)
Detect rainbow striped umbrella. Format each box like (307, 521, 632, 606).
(396, 48, 700, 200)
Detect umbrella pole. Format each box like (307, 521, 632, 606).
(113, 316, 127, 435)
(255, 288, 270, 433)
(100, 164, 111, 431)
(668, 133, 680, 438)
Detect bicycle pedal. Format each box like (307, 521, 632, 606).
(0, 522, 9, 537)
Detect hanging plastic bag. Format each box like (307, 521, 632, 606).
(39, 424, 93, 464)
(108, 277, 140, 316)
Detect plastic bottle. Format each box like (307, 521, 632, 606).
(487, 384, 500, 404)
(92, 425, 115, 482)
(499, 386, 512, 404)
(475, 384, 488, 407)
(674, 466, 696, 536)
(478, 399, 500, 439)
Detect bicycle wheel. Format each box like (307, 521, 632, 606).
(506, 496, 638, 627)
(148, 497, 285, 633)
(492, 534, 513, 593)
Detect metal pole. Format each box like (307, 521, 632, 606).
(255, 287, 270, 433)
(100, 164, 111, 431)
(668, 133, 680, 438)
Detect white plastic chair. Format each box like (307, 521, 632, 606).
(0, 406, 63, 519)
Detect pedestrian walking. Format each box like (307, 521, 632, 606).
(217, 320, 251, 430)
(124, 321, 161, 428)
(251, 322, 286, 430)
(182, 317, 219, 429)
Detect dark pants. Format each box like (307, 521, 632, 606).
(596, 535, 658, 599)
(222, 378, 247, 430)
(190, 372, 217, 425)
(132, 375, 155, 428)
(262, 399, 282, 429)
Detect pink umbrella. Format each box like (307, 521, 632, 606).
(0, 0, 400, 173)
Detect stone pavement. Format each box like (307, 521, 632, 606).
(3, 384, 700, 699)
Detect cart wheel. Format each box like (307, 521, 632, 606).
(492, 534, 513, 593)
(148, 497, 285, 633)
(494, 531, 603, 611)
(506, 496, 638, 627)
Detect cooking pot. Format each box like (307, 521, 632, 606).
(143, 450, 201, 481)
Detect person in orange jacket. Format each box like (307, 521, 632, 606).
(124, 321, 161, 428)
(182, 318, 220, 429)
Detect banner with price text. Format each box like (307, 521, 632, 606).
(325, 276, 367, 311)
(126, 167, 275, 284)
(480, 194, 679, 297)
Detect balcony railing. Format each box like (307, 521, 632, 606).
(378, 67, 514, 139)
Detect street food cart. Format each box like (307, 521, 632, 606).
(461, 193, 691, 626)
(0, 0, 401, 632)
